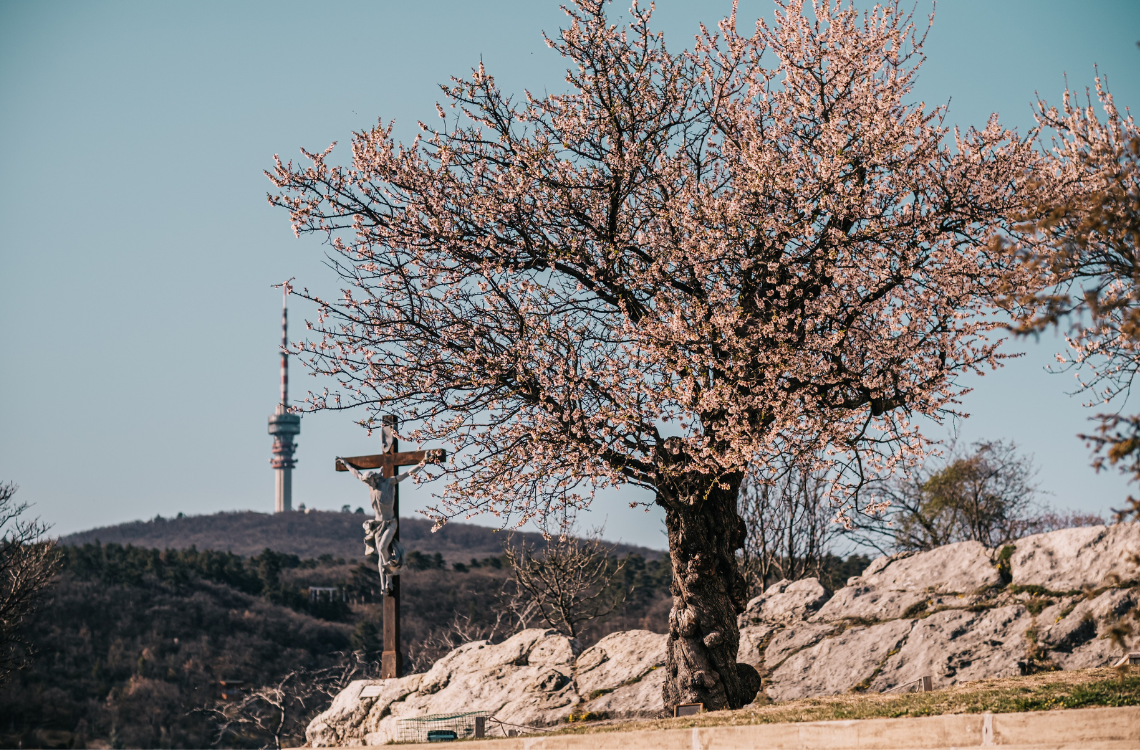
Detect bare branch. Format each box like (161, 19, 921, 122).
(504, 521, 629, 640)
(0, 482, 61, 684)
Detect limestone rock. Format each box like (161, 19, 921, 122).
(813, 586, 930, 623)
(418, 629, 573, 696)
(1032, 594, 1080, 652)
(386, 662, 579, 730)
(574, 630, 667, 699)
(767, 620, 913, 701)
(531, 633, 582, 667)
(1049, 637, 1123, 670)
(816, 542, 1004, 622)
(579, 667, 666, 718)
(860, 554, 896, 579)
(762, 621, 842, 669)
(869, 542, 1003, 592)
(308, 675, 421, 747)
(737, 623, 781, 669)
(871, 605, 1032, 691)
(1042, 588, 1136, 655)
(404, 629, 580, 724)
(741, 578, 832, 624)
(1011, 523, 1140, 591)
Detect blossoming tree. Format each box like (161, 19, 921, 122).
(268, 0, 1036, 710)
(1002, 80, 1140, 482)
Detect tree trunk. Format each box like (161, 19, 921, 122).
(660, 475, 761, 712)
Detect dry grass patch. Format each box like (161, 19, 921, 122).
(544, 667, 1140, 738)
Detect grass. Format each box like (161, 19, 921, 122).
(540, 667, 1140, 738)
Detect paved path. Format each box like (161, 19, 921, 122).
(369, 705, 1139, 749)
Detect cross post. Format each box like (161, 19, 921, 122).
(335, 415, 445, 679)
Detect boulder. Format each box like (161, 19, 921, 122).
(392, 664, 578, 727)
(815, 541, 1005, 622)
(737, 623, 782, 669)
(741, 578, 832, 624)
(308, 675, 421, 748)
(762, 621, 842, 669)
(870, 605, 1032, 691)
(1049, 636, 1123, 671)
(407, 664, 575, 715)
(574, 630, 667, 699)
(867, 542, 1004, 592)
(1011, 524, 1140, 591)
(813, 586, 930, 623)
(766, 620, 914, 702)
(404, 629, 580, 723)
(1042, 588, 1136, 656)
(578, 667, 666, 717)
(417, 629, 574, 696)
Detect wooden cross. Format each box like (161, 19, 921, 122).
(335, 415, 445, 679)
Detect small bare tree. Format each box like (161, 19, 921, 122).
(504, 525, 629, 640)
(737, 460, 842, 595)
(405, 605, 521, 674)
(0, 482, 61, 683)
(203, 654, 370, 750)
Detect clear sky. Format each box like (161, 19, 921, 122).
(1, 0, 1139, 551)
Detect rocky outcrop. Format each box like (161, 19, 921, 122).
(1011, 524, 1140, 591)
(749, 524, 1139, 702)
(307, 628, 667, 746)
(308, 523, 1140, 745)
(769, 619, 913, 701)
(742, 578, 832, 623)
(814, 540, 1003, 622)
(870, 605, 1032, 690)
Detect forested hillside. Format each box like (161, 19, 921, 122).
(0, 544, 353, 749)
(59, 510, 665, 563)
(0, 541, 673, 749)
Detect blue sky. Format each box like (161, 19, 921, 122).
(1, 0, 1138, 550)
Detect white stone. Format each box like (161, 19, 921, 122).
(574, 630, 667, 698)
(762, 622, 842, 669)
(579, 667, 666, 717)
(816, 542, 1004, 622)
(871, 606, 1032, 691)
(392, 663, 579, 726)
(848, 541, 1003, 595)
(530, 632, 582, 667)
(742, 578, 831, 624)
(813, 585, 930, 623)
(767, 620, 914, 701)
(1042, 588, 1137, 655)
(737, 623, 782, 669)
(1049, 637, 1124, 670)
(1011, 523, 1140, 591)
(417, 629, 574, 696)
(307, 526, 1140, 744)
(308, 675, 422, 747)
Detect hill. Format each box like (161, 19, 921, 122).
(0, 539, 673, 749)
(0, 544, 354, 749)
(58, 510, 665, 563)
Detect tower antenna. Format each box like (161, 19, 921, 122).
(268, 286, 301, 512)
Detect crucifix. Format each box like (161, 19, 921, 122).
(336, 414, 445, 678)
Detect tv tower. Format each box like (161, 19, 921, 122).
(268, 288, 300, 513)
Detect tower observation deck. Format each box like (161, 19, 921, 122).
(268, 289, 300, 513)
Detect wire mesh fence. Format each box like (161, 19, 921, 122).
(395, 711, 489, 743)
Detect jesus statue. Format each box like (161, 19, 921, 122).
(337, 454, 427, 593)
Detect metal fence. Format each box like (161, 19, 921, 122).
(395, 711, 489, 743)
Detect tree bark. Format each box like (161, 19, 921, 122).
(660, 474, 761, 712)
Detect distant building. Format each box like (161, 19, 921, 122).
(268, 290, 300, 512)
